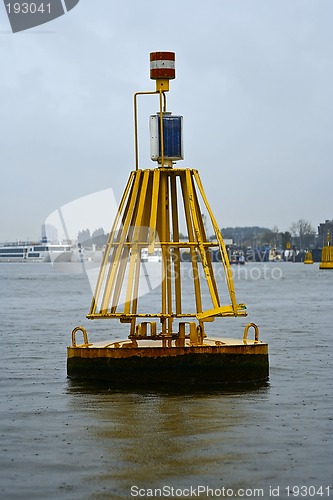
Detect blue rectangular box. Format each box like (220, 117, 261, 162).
(150, 114, 184, 162)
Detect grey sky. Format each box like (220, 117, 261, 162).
(1, 0, 332, 242)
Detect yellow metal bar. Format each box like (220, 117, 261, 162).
(197, 304, 247, 320)
(110, 174, 148, 313)
(131, 246, 142, 316)
(123, 243, 139, 314)
(159, 170, 168, 333)
(107, 180, 140, 313)
(89, 170, 135, 315)
(103, 176, 138, 309)
(110, 184, 142, 313)
(110, 244, 130, 313)
(142, 171, 154, 229)
(87, 312, 199, 319)
(159, 91, 165, 168)
(148, 169, 160, 253)
(193, 169, 239, 314)
(134, 91, 160, 170)
(134, 90, 167, 170)
(170, 172, 182, 315)
(86, 310, 250, 325)
(100, 170, 143, 313)
(186, 169, 220, 310)
(180, 171, 203, 314)
(131, 172, 152, 313)
(191, 173, 220, 305)
(110, 241, 219, 248)
(164, 173, 173, 333)
(124, 170, 150, 313)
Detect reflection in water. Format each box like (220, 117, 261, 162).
(67, 382, 268, 496)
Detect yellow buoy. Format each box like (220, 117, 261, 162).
(319, 230, 333, 269)
(67, 52, 269, 385)
(304, 250, 314, 264)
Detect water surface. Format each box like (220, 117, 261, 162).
(1, 262, 332, 499)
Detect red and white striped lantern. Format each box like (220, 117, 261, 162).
(150, 52, 175, 80)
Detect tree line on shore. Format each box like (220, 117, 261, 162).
(220, 219, 318, 251)
(77, 219, 321, 252)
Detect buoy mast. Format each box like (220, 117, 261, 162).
(87, 51, 246, 342)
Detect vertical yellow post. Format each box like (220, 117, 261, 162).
(164, 175, 173, 334)
(170, 173, 182, 315)
(180, 171, 203, 315)
(159, 171, 168, 334)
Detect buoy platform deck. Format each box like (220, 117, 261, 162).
(67, 335, 269, 385)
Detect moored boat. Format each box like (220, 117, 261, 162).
(0, 242, 72, 262)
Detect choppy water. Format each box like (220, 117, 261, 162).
(0, 262, 332, 499)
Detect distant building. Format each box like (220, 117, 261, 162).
(41, 224, 59, 244)
(318, 219, 333, 247)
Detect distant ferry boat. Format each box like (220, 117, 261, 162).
(141, 248, 162, 262)
(0, 242, 73, 262)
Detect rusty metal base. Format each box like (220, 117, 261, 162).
(319, 261, 333, 269)
(67, 342, 269, 385)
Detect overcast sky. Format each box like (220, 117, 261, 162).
(1, 0, 332, 242)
